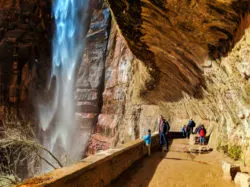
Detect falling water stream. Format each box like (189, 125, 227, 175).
(38, 0, 89, 170)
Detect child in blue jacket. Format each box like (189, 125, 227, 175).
(142, 129, 151, 156)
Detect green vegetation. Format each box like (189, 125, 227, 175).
(228, 145, 242, 161)
(217, 141, 242, 161)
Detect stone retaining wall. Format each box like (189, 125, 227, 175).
(17, 133, 177, 187)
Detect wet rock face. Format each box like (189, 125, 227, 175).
(87, 21, 161, 155)
(86, 22, 131, 154)
(0, 0, 51, 116)
(107, 0, 250, 102)
(76, 5, 111, 154)
(76, 6, 110, 114)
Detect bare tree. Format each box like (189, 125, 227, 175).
(0, 108, 63, 186)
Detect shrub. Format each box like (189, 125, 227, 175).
(228, 145, 242, 161)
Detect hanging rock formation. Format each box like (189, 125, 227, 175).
(106, 0, 250, 102)
(87, 0, 250, 165)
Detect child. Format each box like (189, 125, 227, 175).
(181, 125, 187, 137)
(142, 129, 151, 156)
(198, 125, 206, 145)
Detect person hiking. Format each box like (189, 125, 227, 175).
(159, 116, 170, 151)
(186, 125, 191, 138)
(187, 119, 196, 134)
(198, 125, 206, 145)
(181, 125, 187, 137)
(194, 124, 203, 134)
(142, 129, 152, 156)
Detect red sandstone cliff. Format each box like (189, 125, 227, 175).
(1, 0, 250, 166)
(87, 0, 250, 163)
(0, 0, 52, 120)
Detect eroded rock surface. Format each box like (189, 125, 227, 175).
(76, 4, 111, 154)
(87, 0, 250, 163)
(107, 0, 250, 102)
(0, 0, 51, 118)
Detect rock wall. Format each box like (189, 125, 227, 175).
(106, 0, 250, 102)
(87, 1, 250, 166)
(0, 0, 51, 119)
(155, 19, 250, 165)
(87, 20, 162, 154)
(75, 3, 111, 154)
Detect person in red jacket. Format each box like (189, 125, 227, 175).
(198, 125, 206, 145)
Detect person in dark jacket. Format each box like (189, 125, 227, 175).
(159, 116, 170, 151)
(186, 125, 191, 138)
(187, 119, 196, 134)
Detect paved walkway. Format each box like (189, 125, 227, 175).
(111, 139, 235, 187)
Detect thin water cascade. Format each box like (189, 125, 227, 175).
(38, 0, 90, 170)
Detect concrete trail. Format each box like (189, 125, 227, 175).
(111, 139, 235, 187)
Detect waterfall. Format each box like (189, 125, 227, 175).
(38, 0, 89, 170)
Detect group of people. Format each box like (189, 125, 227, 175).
(142, 115, 170, 156)
(142, 116, 207, 156)
(181, 119, 207, 145)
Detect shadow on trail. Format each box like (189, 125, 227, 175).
(109, 134, 183, 187)
(109, 139, 178, 187)
(109, 151, 167, 187)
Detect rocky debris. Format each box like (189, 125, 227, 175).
(222, 161, 241, 181)
(189, 146, 213, 154)
(198, 146, 213, 153)
(234, 172, 250, 187)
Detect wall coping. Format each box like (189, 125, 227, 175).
(17, 133, 160, 187)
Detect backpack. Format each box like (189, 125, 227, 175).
(192, 121, 196, 128)
(188, 120, 196, 128)
(162, 120, 170, 133)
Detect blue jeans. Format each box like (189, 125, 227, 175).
(182, 131, 186, 137)
(200, 136, 205, 144)
(160, 132, 168, 150)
